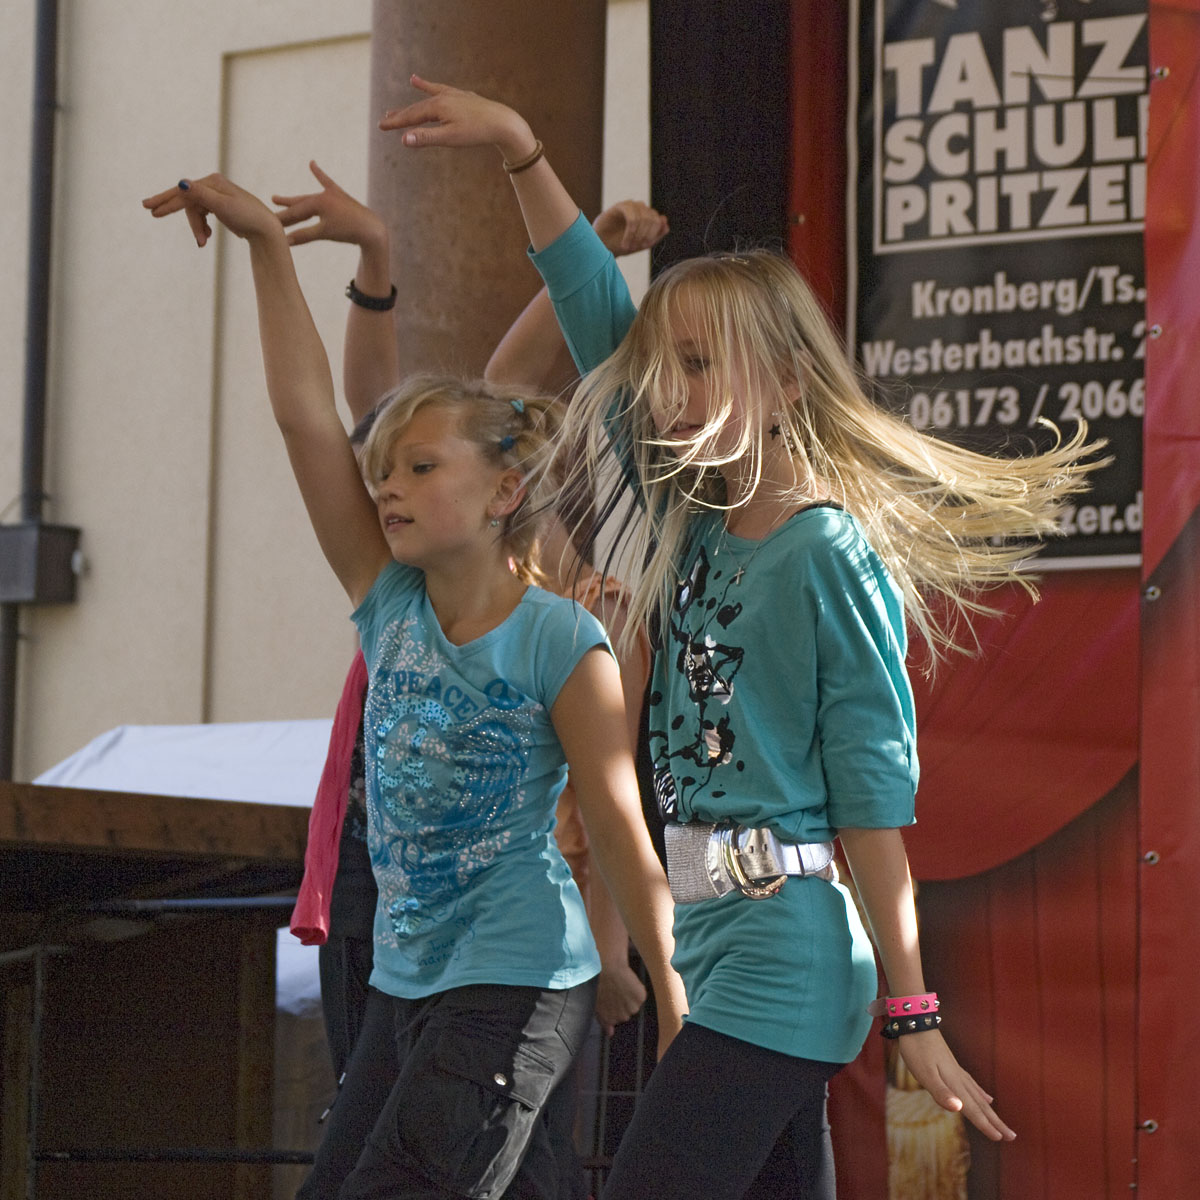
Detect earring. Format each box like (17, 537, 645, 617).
(489, 517, 500, 528)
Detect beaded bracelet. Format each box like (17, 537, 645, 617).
(345, 280, 398, 311)
(880, 1011, 942, 1040)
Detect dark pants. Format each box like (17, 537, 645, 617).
(602, 1022, 839, 1200)
(301, 980, 596, 1200)
(299, 988, 397, 1200)
(319, 933, 376, 1081)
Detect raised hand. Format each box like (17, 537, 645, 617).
(271, 161, 399, 422)
(272, 161, 387, 250)
(379, 75, 535, 162)
(142, 174, 281, 248)
(382, 73, 577, 253)
(896, 1030, 1017, 1142)
(593, 201, 669, 258)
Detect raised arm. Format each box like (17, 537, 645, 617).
(142, 175, 389, 606)
(551, 647, 687, 1058)
(485, 201, 669, 392)
(272, 161, 401, 425)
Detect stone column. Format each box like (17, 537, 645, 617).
(368, 0, 606, 378)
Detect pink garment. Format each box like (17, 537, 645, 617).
(289, 651, 369, 945)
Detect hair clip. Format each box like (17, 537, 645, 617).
(510, 398, 525, 414)
(499, 434, 516, 452)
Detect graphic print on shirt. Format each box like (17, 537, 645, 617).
(365, 615, 534, 971)
(650, 545, 747, 819)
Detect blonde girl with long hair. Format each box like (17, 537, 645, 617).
(379, 77, 1101, 1200)
(144, 173, 685, 1200)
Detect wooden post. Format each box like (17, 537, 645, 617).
(366, 0, 607, 377)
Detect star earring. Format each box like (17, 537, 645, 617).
(768, 407, 799, 450)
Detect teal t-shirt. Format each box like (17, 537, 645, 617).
(532, 216, 919, 1062)
(352, 561, 606, 999)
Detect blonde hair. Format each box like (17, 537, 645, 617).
(562, 249, 1105, 661)
(360, 374, 563, 586)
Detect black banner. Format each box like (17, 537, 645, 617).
(850, 0, 1147, 564)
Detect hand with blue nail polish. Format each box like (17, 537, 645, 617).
(142, 173, 283, 249)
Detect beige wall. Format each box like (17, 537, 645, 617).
(1, 2, 649, 780)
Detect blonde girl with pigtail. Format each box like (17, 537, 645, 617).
(381, 77, 1102, 1200)
(144, 173, 685, 1200)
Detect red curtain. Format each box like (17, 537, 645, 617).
(905, 574, 1138, 881)
(918, 776, 1138, 1198)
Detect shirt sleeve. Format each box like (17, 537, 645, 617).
(533, 599, 614, 712)
(350, 561, 422, 668)
(529, 213, 638, 375)
(808, 523, 918, 830)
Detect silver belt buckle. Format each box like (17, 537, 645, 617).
(665, 821, 831, 904)
(714, 823, 787, 900)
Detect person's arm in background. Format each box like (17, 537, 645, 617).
(273, 161, 401, 425)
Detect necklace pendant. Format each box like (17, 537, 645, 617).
(732, 567, 745, 585)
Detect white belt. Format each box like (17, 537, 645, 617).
(664, 821, 837, 904)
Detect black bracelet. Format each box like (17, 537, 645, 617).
(880, 1011, 942, 1040)
(345, 280, 397, 311)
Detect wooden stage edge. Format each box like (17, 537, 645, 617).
(0, 780, 310, 861)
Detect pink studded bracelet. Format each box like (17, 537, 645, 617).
(868, 992, 939, 1018)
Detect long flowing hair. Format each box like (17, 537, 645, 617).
(560, 249, 1105, 661)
